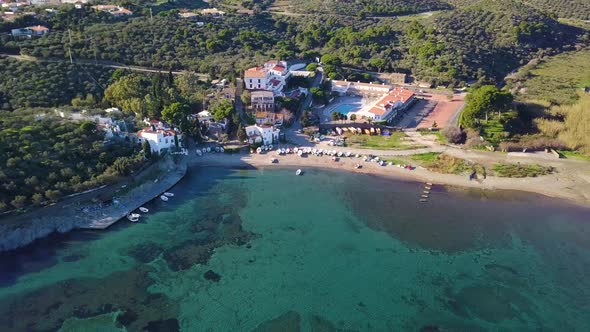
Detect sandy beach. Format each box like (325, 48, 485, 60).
(189, 151, 590, 207)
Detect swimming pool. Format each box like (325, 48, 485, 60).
(332, 103, 360, 115)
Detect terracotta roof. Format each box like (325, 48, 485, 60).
(272, 65, 285, 72)
(244, 67, 266, 78)
(29, 25, 49, 31)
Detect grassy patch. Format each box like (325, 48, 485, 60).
(559, 151, 590, 161)
(492, 163, 555, 178)
(410, 152, 441, 163)
(510, 49, 590, 105)
(344, 132, 420, 150)
(424, 153, 485, 176)
(478, 111, 518, 146)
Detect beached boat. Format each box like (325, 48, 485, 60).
(364, 129, 371, 135)
(271, 158, 278, 164)
(127, 213, 140, 222)
(256, 147, 262, 153)
(296, 169, 302, 176)
(139, 207, 149, 213)
(379, 160, 386, 166)
(370, 128, 375, 134)
(355, 164, 362, 169)
(298, 150, 304, 157)
(160, 195, 169, 201)
(332, 156, 339, 161)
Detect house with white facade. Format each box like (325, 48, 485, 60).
(251, 90, 274, 111)
(244, 60, 290, 96)
(245, 124, 279, 145)
(355, 87, 416, 122)
(136, 119, 182, 153)
(92, 5, 133, 16)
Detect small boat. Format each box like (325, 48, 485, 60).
(419, 199, 428, 203)
(332, 156, 339, 161)
(206, 147, 211, 153)
(196, 149, 202, 156)
(423, 191, 430, 194)
(355, 164, 362, 169)
(424, 186, 432, 190)
(426, 182, 433, 186)
(271, 158, 278, 164)
(160, 195, 169, 201)
(139, 207, 149, 213)
(127, 213, 140, 222)
(421, 194, 429, 198)
(164, 192, 174, 197)
(256, 147, 262, 153)
(296, 169, 302, 176)
(219, 147, 224, 153)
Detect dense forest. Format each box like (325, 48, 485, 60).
(0, 109, 143, 212)
(2, 0, 585, 87)
(285, 0, 451, 16)
(448, 0, 590, 20)
(0, 57, 113, 111)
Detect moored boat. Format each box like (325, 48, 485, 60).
(296, 169, 302, 176)
(164, 192, 174, 197)
(127, 213, 140, 222)
(160, 195, 169, 201)
(139, 207, 149, 213)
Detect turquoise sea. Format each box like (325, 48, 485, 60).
(0, 167, 589, 331)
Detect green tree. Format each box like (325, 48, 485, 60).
(350, 114, 357, 121)
(306, 63, 318, 72)
(461, 85, 513, 127)
(240, 90, 251, 106)
(162, 102, 190, 131)
(142, 140, 152, 159)
(104, 75, 149, 115)
(210, 99, 234, 122)
(11, 195, 27, 209)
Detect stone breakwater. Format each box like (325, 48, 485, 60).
(0, 159, 187, 252)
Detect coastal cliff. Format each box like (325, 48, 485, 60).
(0, 158, 187, 252)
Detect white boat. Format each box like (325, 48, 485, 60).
(355, 164, 362, 169)
(196, 149, 202, 156)
(298, 150, 304, 156)
(296, 169, 302, 176)
(269, 145, 273, 150)
(164, 192, 174, 197)
(206, 147, 211, 153)
(256, 147, 262, 153)
(220, 147, 224, 153)
(160, 195, 169, 201)
(127, 213, 140, 222)
(139, 207, 149, 213)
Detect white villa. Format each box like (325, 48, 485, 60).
(331, 80, 392, 97)
(244, 60, 290, 96)
(354, 87, 416, 122)
(136, 119, 182, 153)
(245, 124, 279, 145)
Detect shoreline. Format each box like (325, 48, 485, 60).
(188, 152, 590, 208)
(0, 158, 187, 253)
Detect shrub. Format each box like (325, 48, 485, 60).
(442, 126, 465, 144)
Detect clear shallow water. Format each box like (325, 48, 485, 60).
(0, 167, 589, 331)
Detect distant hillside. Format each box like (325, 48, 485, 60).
(447, 0, 590, 20)
(278, 0, 452, 16)
(400, 0, 584, 85)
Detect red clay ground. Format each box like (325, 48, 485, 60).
(417, 93, 465, 129)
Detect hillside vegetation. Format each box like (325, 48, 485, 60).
(0, 110, 142, 212)
(448, 0, 590, 20)
(401, 0, 584, 85)
(507, 49, 590, 105)
(0, 57, 112, 111)
(285, 0, 451, 16)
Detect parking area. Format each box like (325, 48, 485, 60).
(397, 92, 465, 129)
